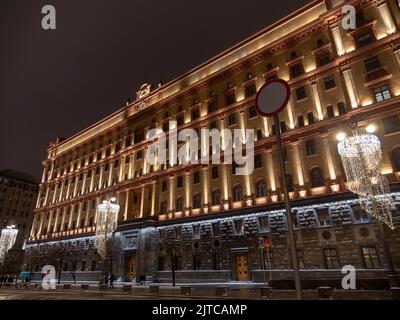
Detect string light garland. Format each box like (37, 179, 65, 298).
(0, 225, 18, 264)
(94, 199, 120, 258)
(338, 133, 395, 229)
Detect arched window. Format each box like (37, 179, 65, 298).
(256, 180, 267, 198)
(193, 194, 202, 209)
(393, 148, 400, 172)
(310, 167, 325, 188)
(176, 197, 184, 212)
(233, 185, 243, 202)
(212, 189, 221, 206)
(160, 201, 168, 215)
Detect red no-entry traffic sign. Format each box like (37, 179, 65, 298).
(255, 79, 291, 117)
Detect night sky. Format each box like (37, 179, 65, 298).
(0, 0, 311, 179)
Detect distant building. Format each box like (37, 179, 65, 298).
(0, 169, 39, 254)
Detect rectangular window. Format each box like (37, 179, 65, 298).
(212, 167, 219, 179)
(382, 115, 400, 134)
(317, 208, 331, 226)
(306, 139, 317, 155)
(245, 83, 257, 98)
(317, 52, 331, 66)
(192, 224, 201, 240)
(373, 86, 391, 102)
(324, 75, 336, 90)
(324, 248, 339, 269)
(290, 63, 305, 78)
(208, 102, 218, 114)
(177, 114, 184, 127)
(248, 106, 257, 118)
(226, 93, 236, 105)
(193, 171, 200, 184)
(136, 150, 143, 160)
(228, 114, 236, 126)
(254, 154, 263, 169)
(355, 30, 374, 48)
(364, 56, 381, 72)
(326, 105, 335, 118)
(211, 222, 221, 237)
(257, 129, 263, 140)
(296, 86, 307, 100)
(191, 108, 200, 120)
(307, 112, 315, 124)
(177, 176, 183, 188)
(362, 247, 380, 269)
(258, 216, 269, 233)
(161, 180, 167, 192)
(351, 205, 369, 223)
(233, 219, 244, 235)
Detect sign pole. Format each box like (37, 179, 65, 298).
(273, 114, 302, 300)
(266, 246, 272, 282)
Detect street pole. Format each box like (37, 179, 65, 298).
(273, 114, 302, 300)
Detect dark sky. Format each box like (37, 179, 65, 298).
(0, 0, 311, 178)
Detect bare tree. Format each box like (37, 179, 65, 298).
(163, 238, 182, 287)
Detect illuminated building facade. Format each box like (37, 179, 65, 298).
(28, 0, 400, 286)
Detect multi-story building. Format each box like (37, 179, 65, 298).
(28, 0, 400, 287)
(0, 170, 38, 272)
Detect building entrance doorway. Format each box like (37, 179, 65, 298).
(125, 254, 136, 281)
(236, 254, 249, 281)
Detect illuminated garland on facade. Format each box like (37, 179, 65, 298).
(0, 226, 18, 264)
(338, 134, 395, 228)
(94, 201, 120, 258)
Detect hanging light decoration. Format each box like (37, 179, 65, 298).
(0, 225, 18, 264)
(94, 198, 120, 258)
(338, 133, 395, 229)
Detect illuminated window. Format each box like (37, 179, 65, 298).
(373, 86, 391, 103)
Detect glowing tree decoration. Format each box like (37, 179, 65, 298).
(94, 198, 120, 259)
(0, 225, 18, 264)
(338, 133, 395, 229)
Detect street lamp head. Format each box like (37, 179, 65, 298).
(102, 200, 108, 204)
(366, 124, 376, 134)
(336, 132, 346, 142)
(110, 197, 117, 203)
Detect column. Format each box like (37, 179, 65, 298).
(331, 25, 345, 56)
(287, 96, 295, 129)
(139, 186, 145, 218)
(311, 81, 324, 120)
(94, 197, 100, 225)
(44, 186, 50, 206)
(266, 150, 277, 193)
(98, 165, 104, 189)
(76, 202, 83, 230)
(168, 176, 176, 212)
(119, 155, 125, 182)
(128, 152, 135, 179)
(73, 175, 79, 197)
(322, 135, 337, 181)
(41, 167, 48, 183)
(89, 170, 95, 192)
(81, 172, 88, 194)
(108, 162, 113, 186)
(262, 117, 270, 138)
(124, 190, 130, 220)
(53, 209, 60, 233)
(202, 168, 209, 211)
(378, 2, 397, 35)
(292, 143, 305, 188)
(35, 189, 42, 208)
(66, 178, 71, 199)
(239, 109, 246, 143)
(151, 181, 157, 216)
(84, 201, 90, 227)
(342, 68, 360, 109)
(47, 210, 53, 234)
(184, 172, 191, 210)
